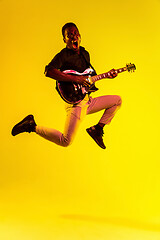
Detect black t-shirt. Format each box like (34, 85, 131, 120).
(45, 46, 98, 99)
(45, 46, 96, 74)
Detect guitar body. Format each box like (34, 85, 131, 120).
(56, 68, 95, 104)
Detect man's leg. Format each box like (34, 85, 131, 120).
(12, 105, 86, 147)
(86, 95, 122, 149)
(36, 106, 83, 147)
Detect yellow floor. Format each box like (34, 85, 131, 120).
(1, 202, 160, 240)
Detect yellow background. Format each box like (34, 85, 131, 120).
(1, 0, 160, 239)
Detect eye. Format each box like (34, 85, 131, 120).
(68, 33, 73, 38)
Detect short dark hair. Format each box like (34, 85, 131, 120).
(62, 22, 78, 37)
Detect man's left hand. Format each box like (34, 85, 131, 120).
(108, 69, 118, 78)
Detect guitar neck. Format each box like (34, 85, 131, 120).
(91, 66, 127, 83)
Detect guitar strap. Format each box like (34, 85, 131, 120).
(81, 49, 97, 75)
(81, 49, 99, 93)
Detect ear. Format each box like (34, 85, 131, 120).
(63, 37, 66, 43)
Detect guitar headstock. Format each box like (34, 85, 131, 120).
(126, 63, 136, 72)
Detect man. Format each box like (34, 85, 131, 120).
(12, 22, 122, 149)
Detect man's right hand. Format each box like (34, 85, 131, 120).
(76, 75, 93, 87)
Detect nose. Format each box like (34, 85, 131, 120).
(73, 33, 80, 39)
(72, 35, 77, 40)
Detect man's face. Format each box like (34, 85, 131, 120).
(63, 26, 81, 53)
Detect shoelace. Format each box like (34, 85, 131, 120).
(100, 129, 104, 136)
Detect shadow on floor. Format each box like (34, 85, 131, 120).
(60, 214, 160, 232)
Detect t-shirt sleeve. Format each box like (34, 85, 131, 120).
(45, 52, 64, 73)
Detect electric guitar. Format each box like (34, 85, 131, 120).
(56, 63, 136, 104)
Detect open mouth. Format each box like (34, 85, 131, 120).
(72, 41, 78, 48)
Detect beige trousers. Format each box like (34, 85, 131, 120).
(36, 95, 122, 147)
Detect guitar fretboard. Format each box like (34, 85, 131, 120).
(91, 67, 127, 83)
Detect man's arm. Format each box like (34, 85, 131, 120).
(45, 68, 91, 86)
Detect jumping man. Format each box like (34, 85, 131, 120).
(12, 22, 122, 149)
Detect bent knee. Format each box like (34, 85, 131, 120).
(61, 136, 73, 147)
(116, 95, 122, 106)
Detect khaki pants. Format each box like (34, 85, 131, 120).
(36, 95, 122, 147)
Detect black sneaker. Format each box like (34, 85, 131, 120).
(11, 115, 36, 136)
(86, 125, 106, 149)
